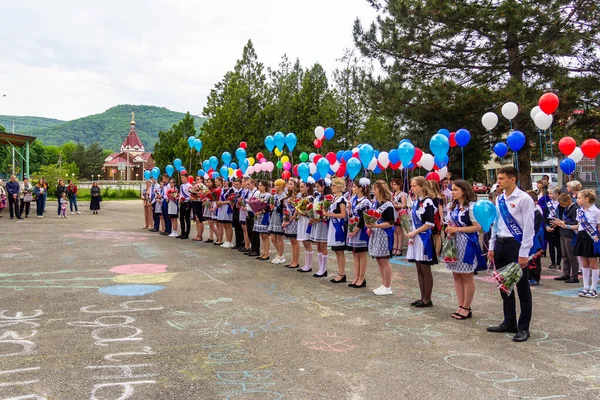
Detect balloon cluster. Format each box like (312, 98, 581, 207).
(558, 136, 600, 175)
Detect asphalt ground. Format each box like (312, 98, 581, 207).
(1, 200, 599, 400)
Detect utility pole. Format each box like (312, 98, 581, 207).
(12, 121, 15, 175)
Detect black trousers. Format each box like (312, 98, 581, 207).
(8, 195, 20, 218)
(179, 202, 191, 236)
(546, 230, 562, 265)
(153, 211, 161, 230)
(232, 208, 243, 247)
(247, 212, 260, 252)
(162, 201, 171, 233)
(494, 238, 532, 331)
(19, 199, 31, 217)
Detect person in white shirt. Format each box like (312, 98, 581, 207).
(160, 174, 172, 235)
(574, 189, 600, 298)
(487, 166, 535, 342)
(178, 172, 192, 239)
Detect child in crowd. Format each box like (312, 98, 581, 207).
(59, 192, 68, 218)
(553, 193, 579, 283)
(574, 189, 600, 298)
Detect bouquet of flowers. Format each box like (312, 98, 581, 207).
(493, 262, 523, 295)
(189, 183, 206, 200)
(313, 201, 325, 221)
(322, 194, 334, 213)
(348, 216, 360, 233)
(283, 207, 293, 223)
(237, 196, 246, 209)
(270, 188, 277, 206)
(363, 209, 381, 226)
(203, 188, 220, 209)
(442, 234, 458, 263)
(227, 191, 237, 203)
(295, 198, 313, 215)
(248, 197, 269, 213)
(167, 188, 179, 202)
(399, 209, 412, 234)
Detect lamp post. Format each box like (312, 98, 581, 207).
(135, 173, 139, 181)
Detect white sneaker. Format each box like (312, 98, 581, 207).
(278, 256, 287, 264)
(65, 215, 68, 219)
(71, 212, 74, 215)
(40, 216, 44, 219)
(374, 287, 393, 296)
(221, 241, 231, 248)
(169, 232, 178, 237)
(373, 285, 385, 293)
(77, 211, 81, 215)
(271, 256, 282, 264)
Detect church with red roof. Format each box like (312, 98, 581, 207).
(102, 112, 155, 180)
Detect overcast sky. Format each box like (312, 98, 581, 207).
(0, 0, 377, 121)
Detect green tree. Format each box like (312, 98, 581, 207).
(153, 113, 197, 173)
(354, 0, 600, 186)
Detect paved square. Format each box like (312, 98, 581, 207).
(1, 200, 599, 399)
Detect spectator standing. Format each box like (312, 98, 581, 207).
(59, 192, 68, 218)
(90, 182, 101, 214)
(0, 178, 7, 217)
(6, 175, 22, 220)
(33, 179, 46, 219)
(19, 177, 33, 218)
(56, 180, 66, 216)
(142, 180, 154, 229)
(67, 180, 80, 215)
(553, 194, 579, 283)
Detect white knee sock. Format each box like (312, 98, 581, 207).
(582, 268, 591, 290)
(316, 253, 322, 272)
(591, 269, 599, 291)
(320, 254, 328, 274)
(303, 251, 313, 271)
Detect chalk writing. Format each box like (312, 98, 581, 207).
(195, 298, 234, 309)
(110, 264, 168, 275)
(216, 370, 283, 400)
(258, 284, 298, 302)
(228, 319, 291, 339)
(302, 331, 358, 353)
(382, 323, 443, 345)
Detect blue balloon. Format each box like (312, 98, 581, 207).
(312, 172, 321, 181)
(343, 150, 353, 162)
(202, 160, 210, 171)
(220, 166, 229, 178)
(373, 166, 382, 174)
(235, 148, 246, 162)
(398, 142, 415, 167)
(455, 129, 471, 147)
(407, 162, 415, 169)
(324, 127, 335, 140)
(560, 158, 576, 175)
(240, 158, 249, 174)
(166, 165, 175, 177)
(173, 158, 182, 169)
(399, 139, 412, 145)
(506, 131, 526, 152)
(346, 158, 362, 180)
(230, 162, 238, 170)
(317, 158, 330, 178)
(493, 142, 509, 158)
(374, 150, 380, 158)
(336, 150, 345, 162)
(211, 172, 219, 179)
(178, 166, 186, 172)
(274, 132, 285, 150)
(430, 134, 449, 159)
(265, 135, 275, 152)
(434, 155, 449, 168)
(209, 156, 219, 170)
(143, 170, 151, 180)
(193, 138, 203, 152)
(187, 136, 195, 149)
(285, 133, 298, 152)
(151, 167, 160, 180)
(297, 163, 310, 182)
(437, 129, 450, 138)
(473, 200, 497, 233)
(359, 144, 374, 169)
(388, 149, 400, 164)
(197, 169, 205, 177)
(221, 152, 232, 166)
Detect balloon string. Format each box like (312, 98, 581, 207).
(595, 168, 600, 195)
(538, 130, 544, 162)
(509, 120, 513, 131)
(548, 127, 554, 174)
(461, 148, 465, 180)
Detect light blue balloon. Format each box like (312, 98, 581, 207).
(178, 166, 186, 172)
(429, 134, 450, 159)
(473, 200, 497, 233)
(230, 162, 238, 170)
(236, 147, 247, 162)
(165, 165, 175, 177)
(346, 158, 362, 179)
(187, 136, 195, 149)
(309, 152, 316, 162)
(324, 127, 335, 140)
(297, 163, 310, 182)
(274, 131, 286, 150)
(173, 158, 182, 169)
(211, 172, 219, 179)
(151, 167, 160, 180)
(209, 156, 219, 170)
(437, 129, 450, 138)
(202, 160, 210, 171)
(285, 133, 298, 152)
(399, 139, 412, 145)
(221, 152, 232, 166)
(317, 158, 330, 178)
(193, 138, 203, 152)
(197, 169, 205, 177)
(240, 158, 249, 174)
(434, 155, 449, 168)
(143, 170, 151, 180)
(359, 144, 374, 169)
(398, 142, 415, 167)
(220, 166, 229, 178)
(265, 135, 275, 152)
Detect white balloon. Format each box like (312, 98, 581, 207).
(246, 166, 255, 175)
(534, 112, 553, 130)
(568, 147, 583, 163)
(420, 153, 435, 171)
(368, 157, 378, 171)
(254, 163, 262, 172)
(530, 106, 541, 120)
(314, 126, 325, 140)
(309, 163, 316, 175)
(265, 162, 275, 172)
(352, 147, 360, 154)
(438, 166, 448, 179)
(378, 151, 390, 168)
(481, 112, 499, 130)
(501, 102, 519, 120)
(331, 161, 340, 172)
(309, 152, 316, 162)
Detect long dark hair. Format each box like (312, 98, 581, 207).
(391, 178, 403, 192)
(450, 179, 477, 208)
(316, 179, 332, 196)
(300, 181, 314, 197)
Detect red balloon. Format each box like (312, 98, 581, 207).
(281, 171, 291, 179)
(411, 148, 423, 164)
(325, 152, 337, 164)
(389, 161, 401, 170)
(240, 141, 247, 149)
(188, 176, 194, 184)
(313, 154, 323, 163)
(314, 139, 322, 149)
(558, 136, 577, 156)
(432, 164, 440, 171)
(539, 93, 559, 115)
(293, 164, 299, 177)
(256, 152, 264, 160)
(352, 152, 359, 158)
(581, 139, 600, 159)
(235, 169, 243, 178)
(207, 168, 214, 174)
(426, 172, 440, 182)
(336, 165, 346, 177)
(377, 162, 385, 170)
(449, 132, 457, 148)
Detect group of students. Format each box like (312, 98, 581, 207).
(142, 166, 600, 343)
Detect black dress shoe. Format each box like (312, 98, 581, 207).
(313, 271, 328, 278)
(487, 324, 518, 333)
(410, 300, 422, 306)
(240, 247, 250, 252)
(247, 252, 259, 257)
(565, 278, 579, 283)
(231, 246, 241, 250)
(414, 301, 433, 308)
(150, 228, 158, 232)
(298, 268, 312, 273)
(554, 276, 569, 281)
(204, 239, 213, 243)
(330, 275, 346, 283)
(176, 235, 183, 238)
(353, 280, 366, 288)
(512, 330, 530, 342)
(348, 283, 357, 288)
(180, 235, 189, 239)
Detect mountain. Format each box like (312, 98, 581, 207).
(0, 105, 206, 152)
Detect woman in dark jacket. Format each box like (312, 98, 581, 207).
(90, 182, 101, 214)
(56, 180, 66, 216)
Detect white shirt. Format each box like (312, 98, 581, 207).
(246, 187, 258, 212)
(490, 187, 536, 258)
(577, 205, 600, 232)
(180, 182, 192, 201)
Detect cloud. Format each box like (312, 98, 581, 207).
(0, 0, 376, 122)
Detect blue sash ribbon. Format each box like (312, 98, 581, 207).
(384, 226, 395, 253)
(332, 218, 346, 242)
(412, 201, 433, 260)
(306, 223, 312, 234)
(449, 205, 485, 267)
(578, 207, 600, 254)
(498, 196, 523, 242)
(547, 201, 557, 219)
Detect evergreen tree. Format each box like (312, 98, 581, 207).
(153, 113, 197, 171)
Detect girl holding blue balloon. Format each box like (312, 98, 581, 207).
(202, 178, 217, 243)
(444, 180, 485, 320)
